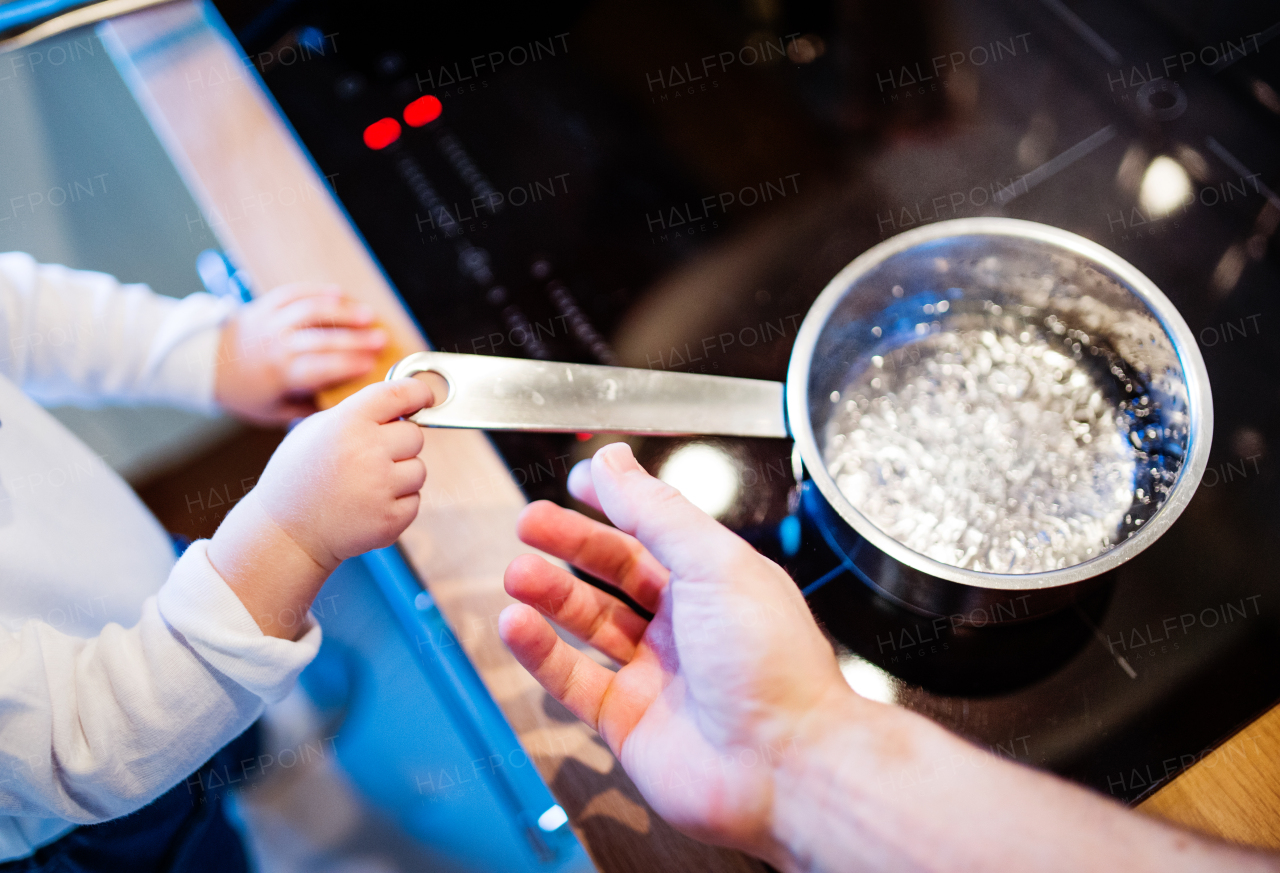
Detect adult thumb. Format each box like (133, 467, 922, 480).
(586, 442, 753, 585)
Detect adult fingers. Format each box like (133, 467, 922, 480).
(390, 457, 427, 497)
(286, 327, 387, 354)
(505, 553, 649, 663)
(566, 459, 602, 512)
(345, 377, 434, 423)
(284, 352, 380, 393)
(381, 419, 425, 461)
(498, 604, 616, 731)
(516, 500, 666, 612)
(588, 442, 753, 587)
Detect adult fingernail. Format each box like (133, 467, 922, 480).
(599, 442, 637, 473)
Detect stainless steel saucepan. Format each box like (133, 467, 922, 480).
(387, 218, 1213, 620)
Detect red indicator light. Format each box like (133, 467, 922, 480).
(404, 95, 442, 127)
(363, 117, 401, 149)
(576, 432, 593, 441)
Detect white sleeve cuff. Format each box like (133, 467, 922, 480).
(142, 292, 237, 416)
(156, 539, 321, 703)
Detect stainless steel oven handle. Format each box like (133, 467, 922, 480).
(387, 351, 789, 438)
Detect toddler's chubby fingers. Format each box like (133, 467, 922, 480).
(393, 492, 421, 530)
(285, 351, 380, 393)
(286, 326, 387, 354)
(344, 377, 434, 423)
(391, 457, 427, 497)
(277, 294, 376, 331)
(381, 419, 425, 461)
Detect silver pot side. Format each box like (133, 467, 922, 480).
(787, 217, 1214, 596)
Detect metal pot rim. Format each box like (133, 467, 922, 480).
(786, 217, 1214, 591)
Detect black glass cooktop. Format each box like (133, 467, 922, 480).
(214, 0, 1280, 803)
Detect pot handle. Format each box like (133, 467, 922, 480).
(386, 351, 789, 438)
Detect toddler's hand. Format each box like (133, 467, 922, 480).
(214, 283, 388, 424)
(208, 378, 431, 638)
(252, 378, 431, 570)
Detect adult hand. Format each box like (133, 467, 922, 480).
(501, 444, 1280, 873)
(498, 442, 863, 860)
(213, 283, 387, 424)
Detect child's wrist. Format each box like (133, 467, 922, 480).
(207, 492, 332, 640)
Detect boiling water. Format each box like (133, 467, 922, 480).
(823, 311, 1143, 574)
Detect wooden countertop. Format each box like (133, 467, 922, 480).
(1137, 704, 1280, 849)
(99, 0, 1279, 862)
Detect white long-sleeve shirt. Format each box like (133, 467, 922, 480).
(0, 253, 321, 861)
